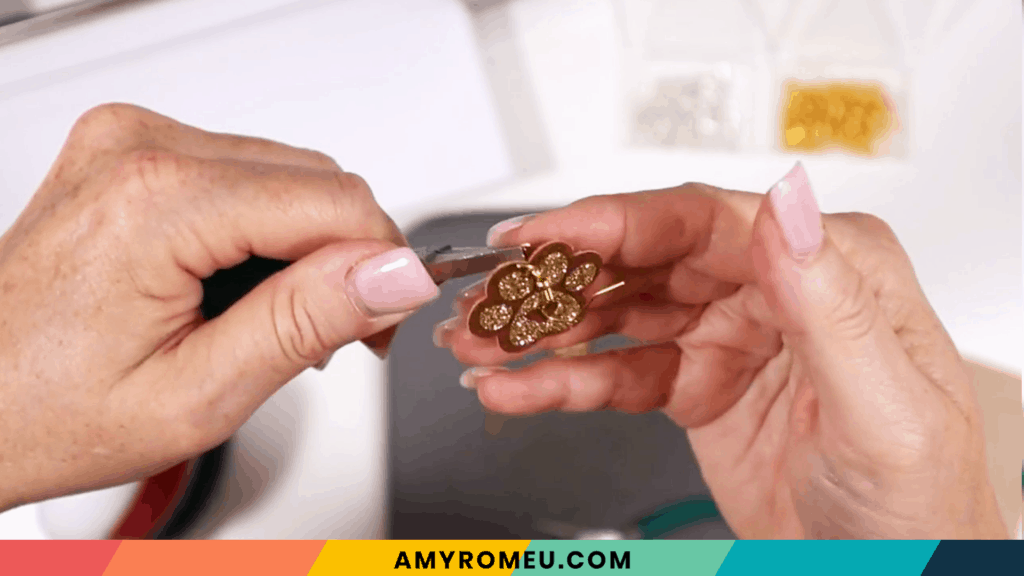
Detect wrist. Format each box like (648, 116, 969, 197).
(0, 454, 29, 514)
(952, 487, 1012, 539)
(0, 484, 21, 515)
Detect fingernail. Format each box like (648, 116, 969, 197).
(432, 317, 458, 348)
(459, 366, 508, 389)
(486, 213, 535, 247)
(768, 161, 823, 262)
(348, 248, 440, 316)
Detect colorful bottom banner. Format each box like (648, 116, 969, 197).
(0, 540, 1019, 576)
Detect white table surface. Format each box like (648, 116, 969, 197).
(0, 0, 1020, 539)
(0, 0, 515, 539)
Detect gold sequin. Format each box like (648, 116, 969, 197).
(497, 268, 533, 301)
(518, 292, 543, 315)
(477, 303, 513, 332)
(781, 82, 895, 156)
(535, 252, 569, 286)
(564, 263, 597, 292)
(509, 316, 543, 348)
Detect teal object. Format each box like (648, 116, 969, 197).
(635, 496, 723, 539)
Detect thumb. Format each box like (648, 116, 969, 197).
(750, 162, 933, 435)
(174, 241, 439, 417)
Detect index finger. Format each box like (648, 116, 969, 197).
(67, 104, 407, 265)
(116, 152, 401, 279)
(489, 184, 763, 284)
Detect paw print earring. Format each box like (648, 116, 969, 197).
(468, 242, 610, 353)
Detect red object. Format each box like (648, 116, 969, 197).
(109, 461, 190, 539)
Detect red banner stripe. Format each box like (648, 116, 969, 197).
(0, 540, 122, 576)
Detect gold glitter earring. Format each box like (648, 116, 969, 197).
(468, 242, 607, 353)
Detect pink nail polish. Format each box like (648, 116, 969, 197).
(348, 248, 440, 316)
(432, 317, 458, 348)
(768, 161, 823, 261)
(459, 366, 508, 389)
(486, 214, 535, 247)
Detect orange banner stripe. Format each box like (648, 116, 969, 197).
(101, 540, 326, 576)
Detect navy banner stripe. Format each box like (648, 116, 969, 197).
(919, 540, 1022, 576)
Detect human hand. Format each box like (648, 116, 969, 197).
(436, 162, 1008, 539)
(0, 104, 439, 511)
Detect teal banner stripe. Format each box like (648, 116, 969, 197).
(509, 540, 1018, 575)
(519, 540, 733, 574)
(716, 540, 940, 576)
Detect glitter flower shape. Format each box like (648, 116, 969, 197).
(468, 242, 602, 353)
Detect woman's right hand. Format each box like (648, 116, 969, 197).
(437, 162, 1009, 539)
(0, 104, 439, 512)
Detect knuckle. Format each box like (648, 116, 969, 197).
(677, 181, 713, 195)
(676, 181, 733, 202)
(70, 103, 149, 144)
(851, 212, 897, 240)
(163, 395, 235, 458)
(828, 212, 912, 278)
(308, 150, 343, 172)
(820, 270, 879, 341)
(572, 194, 628, 233)
(570, 194, 626, 225)
(115, 148, 192, 197)
(332, 171, 374, 201)
(833, 212, 900, 247)
(270, 281, 334, 367)
(85, 149, 194, 256)
(328, 171, 397, 239)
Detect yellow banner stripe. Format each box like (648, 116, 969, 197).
(308, 540, 532, 575)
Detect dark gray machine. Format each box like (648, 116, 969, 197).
(387, 211, 734, 540)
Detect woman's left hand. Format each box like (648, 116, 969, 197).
(435, 166, 1008, 539)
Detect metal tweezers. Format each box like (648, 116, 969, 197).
(413, 245, 526, 286)
(201, 245, 525, 320)
(198, 245, 526, 368)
